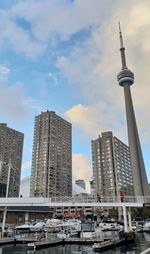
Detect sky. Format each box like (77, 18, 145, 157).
(0, 0, 150, 192)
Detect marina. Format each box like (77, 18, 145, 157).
(0, 232, 149, 253)
(0, 222, 143, 252)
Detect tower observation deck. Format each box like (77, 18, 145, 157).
(117, 24, 149, 196)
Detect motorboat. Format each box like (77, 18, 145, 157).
(99, 219, 120, 231)
(80, 221, 95, 238)
(16, 221, 45, 232)
(143, 218, 150, 233)
(44, 218, 62, 232)
(56, 219, 81, 239)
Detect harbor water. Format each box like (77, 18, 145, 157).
(0, 233, 149, 254)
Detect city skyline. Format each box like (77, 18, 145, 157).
(0, 1, 149, 191)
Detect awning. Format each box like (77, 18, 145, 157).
(64, 213, 79, 218)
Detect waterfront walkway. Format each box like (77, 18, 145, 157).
(0, 195, 149, 233)
(0, 195, 149, 207)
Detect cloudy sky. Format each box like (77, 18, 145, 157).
(0, 0, 150, 191)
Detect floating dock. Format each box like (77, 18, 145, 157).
(28, 239, 63, 250)
(27, 232, 135, 250)
(0, 231, 135, 251)
(0, 238, 14, 246)
(93, 238, 126, 252)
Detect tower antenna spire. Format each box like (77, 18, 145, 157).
(117, 24, 150, 196)
(118, 22, 127, 68)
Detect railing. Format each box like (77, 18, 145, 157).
(50, 195, 150, 204)
(0, 196, 149, 205)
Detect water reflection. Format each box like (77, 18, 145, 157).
(0, 233, 149, 254)
(35, 245, 93, 254)
(0, 245, 27, 254)
(144, 232, 150, 242)
(34, 245, 137, 254)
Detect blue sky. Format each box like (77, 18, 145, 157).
(0, 0, 150, 190)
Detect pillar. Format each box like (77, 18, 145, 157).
(128, 207, 132, 231)
(25, 212, 29, 223)
(122, 205, 128, 232)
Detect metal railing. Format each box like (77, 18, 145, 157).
(50, 195, 150, 204)
(0, 196, 149, 206)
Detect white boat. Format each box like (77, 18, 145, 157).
(16, 221, 45, 232)
(99, 219, 120, 231)
(56, 219, 81, 239)
(143, 219, 150, 233)
(80, 221, 95, 238)
(44, 218, 62, 232)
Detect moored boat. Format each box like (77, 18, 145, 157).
(16, 221, 45, 232)
(143, 219, 150, 233)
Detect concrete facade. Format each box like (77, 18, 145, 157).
(117, 26, 149, 196)
(91, 131, 134, 199)
(0, 123, 24, 197)
(30, 111, 72, 197)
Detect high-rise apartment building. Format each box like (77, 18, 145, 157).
(0, 123, 24, 197)
(91, 131, 134, 198)
(30, 111, 72, 197)
(75, 179, 86, 190)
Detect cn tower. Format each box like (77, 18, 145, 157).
(117, 24, 149, 196)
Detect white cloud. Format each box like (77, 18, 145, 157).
(47, 72, 58, 86)
(65, 103, 127, 142)
(0, 9, 45, 59)
(0, 0, 113, 58)
(0, 82, 42, 121)
(72, 153, 91, 192)
(0, 83, 27, 120)
(11, 0, 110, 41)
(0, 65, 10, 81)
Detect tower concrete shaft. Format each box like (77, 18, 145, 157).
(117, 24, 149, 196)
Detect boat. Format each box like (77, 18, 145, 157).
(143, 218, 150, 233)
(57, 219, 81, 239)
(44, 218, 62, 232)
(16, 221, 45, 232)
(80, 221, 95, 238)
(99, 219, 121, 231)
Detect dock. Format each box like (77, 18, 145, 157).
(93, 231, 135, 252)
(27, 232, 135, 250)
(0, 231, 135, 251)
(65, 237, 104, 244)
(28, 239, 64, 250)
(93, 238, 126, 252)
(0, 238, 14, 246)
